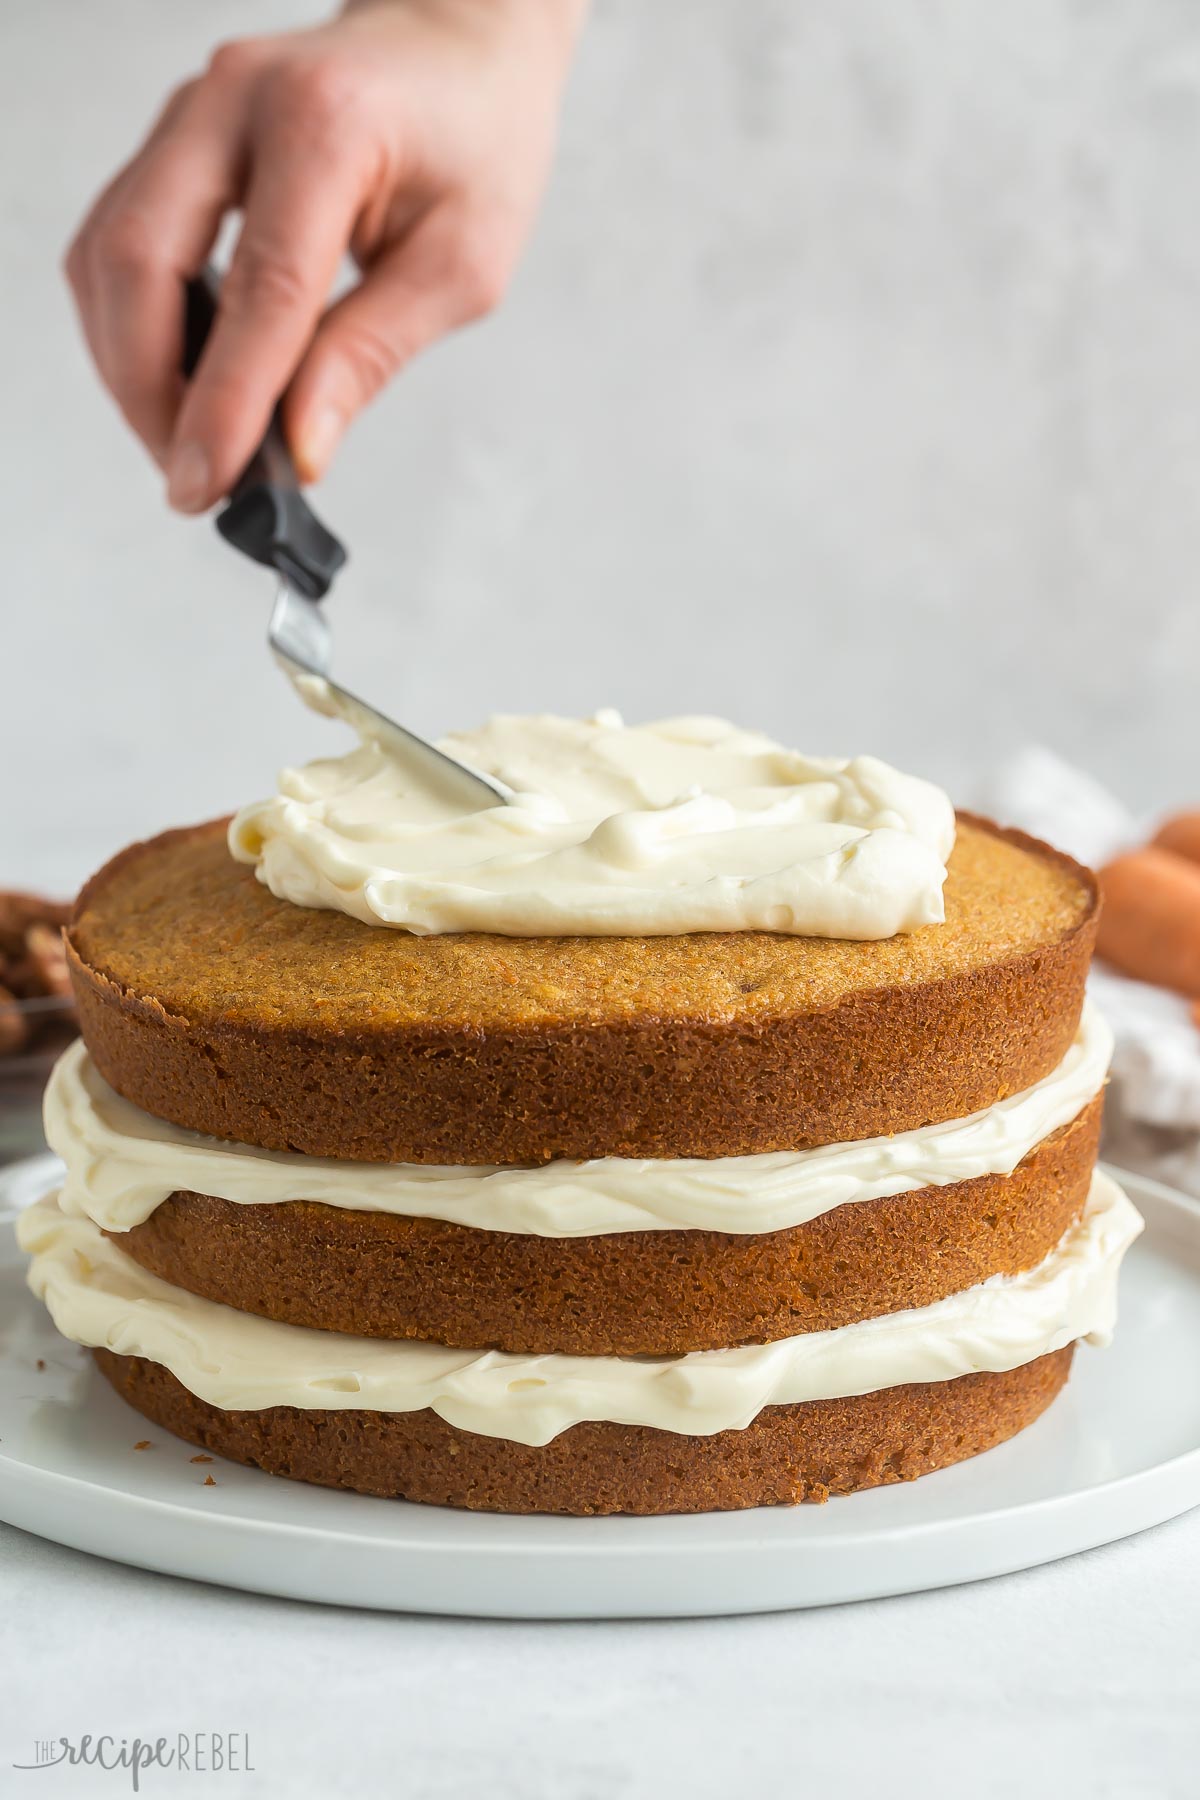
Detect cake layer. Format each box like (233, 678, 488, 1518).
(46, 1005, 1112, 1237)
(106, 1100, 1102, 1353)
(66, 815, 1098, 1162)
(19, 1174, 1141, 1442)
(94, 1346, 1074, 1515)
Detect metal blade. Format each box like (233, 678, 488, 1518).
(268, 584, 513, 810)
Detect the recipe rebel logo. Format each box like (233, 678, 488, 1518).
(12, 1734, 255, 1790)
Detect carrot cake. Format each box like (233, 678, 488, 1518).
(19, 710, 1142, 1514)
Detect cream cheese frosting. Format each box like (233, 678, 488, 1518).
(45, 1006, 1112, 1239)
(18, 1173, 1142, 1446)
(229, 708, 956, 939)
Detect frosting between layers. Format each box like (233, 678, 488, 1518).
(45, 1006, 1112, 1238)
(229, 709, 956, 938)
(18, 1173, 1142, 1446)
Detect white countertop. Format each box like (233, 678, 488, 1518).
(2, 1513, 1197, 1798)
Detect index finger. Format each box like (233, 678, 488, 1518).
(167, 104, 371, 511)
(66, 78, 244, 464)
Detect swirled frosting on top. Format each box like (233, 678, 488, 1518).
(229, 708, 956, 938)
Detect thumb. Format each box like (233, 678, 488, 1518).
(284, 205, 507, 481)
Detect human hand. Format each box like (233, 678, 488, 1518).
(65, 0, 584, 511)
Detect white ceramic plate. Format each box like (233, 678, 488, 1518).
(2, 1156, 1198, 1618)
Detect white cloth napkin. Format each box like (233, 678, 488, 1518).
(967, 748, 1200, 1196)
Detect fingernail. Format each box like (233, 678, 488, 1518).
(167, 442, 211, 513)
(296, 406, 345, 483)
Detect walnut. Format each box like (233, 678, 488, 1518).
(23, 922, 72, 1000)
(0, 892, 69, 960)
(0, 891, 76, 1056)
(0, 984, 29, 1054)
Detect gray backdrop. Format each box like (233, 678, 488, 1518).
(5, 0, 1198, 895)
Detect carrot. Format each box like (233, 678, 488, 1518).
(1152, 812, 1200, 868)
(1096, 848, 1200, 997)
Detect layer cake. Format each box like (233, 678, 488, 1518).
(20, 713, 1142, 1514)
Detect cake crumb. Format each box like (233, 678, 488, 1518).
(189, 1454, 214, 1464)
(203, 1474, 216, 1487)
(133, 1440, 151, 1451)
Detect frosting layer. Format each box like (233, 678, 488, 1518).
(18, 1172, 1141, 1446)
(45, 1006, 1112, 1238)
(229, 709, 955, 938)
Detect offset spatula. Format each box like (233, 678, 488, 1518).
(182, 272, 513, 808)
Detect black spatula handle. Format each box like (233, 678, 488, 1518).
(183, 271, 347, 601)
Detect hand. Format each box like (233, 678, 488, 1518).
(65, 0, 583, 511)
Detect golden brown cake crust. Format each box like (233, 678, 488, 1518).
(67, 814, 1098, 1163)
(113, 1099, 1101, 1354)
(95, 1345, 1074, 1515)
